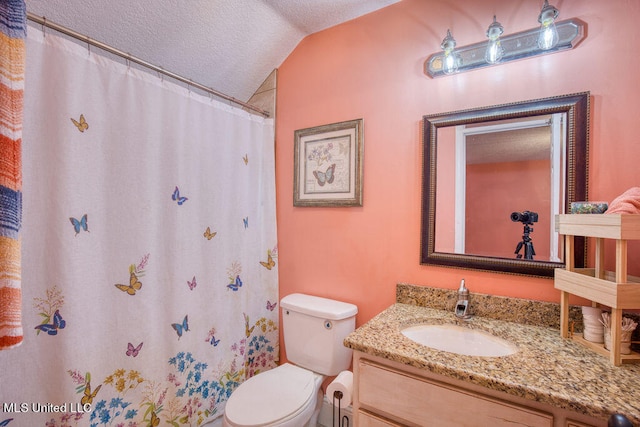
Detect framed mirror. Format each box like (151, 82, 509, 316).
(420, 92, 589, 277)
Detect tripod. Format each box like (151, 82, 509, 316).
(514, 223, 536, 260)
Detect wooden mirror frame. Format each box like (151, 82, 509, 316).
(420, 92, 590, 277)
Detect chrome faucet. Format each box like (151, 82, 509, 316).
(454, 279, 471, 319)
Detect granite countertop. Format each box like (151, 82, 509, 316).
(344, 302, 640, 424)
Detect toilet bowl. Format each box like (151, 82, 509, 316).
(223, 363, 323, 427)
(223, 293, 357, 427)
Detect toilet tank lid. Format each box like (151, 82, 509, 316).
(280, 293, 358, 320)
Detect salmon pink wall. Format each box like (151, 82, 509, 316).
(275, 0, 640, 336)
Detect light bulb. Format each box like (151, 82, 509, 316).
(537, 0, 559, 50)
(443, 51, 458, 74)
(440, 30, 459, 74)
(485, 16, 504, 64)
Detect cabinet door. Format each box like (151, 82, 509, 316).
(358, 360, 553, 427)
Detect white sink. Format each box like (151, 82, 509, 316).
(401, 323, 518, 357)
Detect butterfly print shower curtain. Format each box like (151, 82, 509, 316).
(0, 27, 279, 426)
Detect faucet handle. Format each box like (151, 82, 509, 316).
(458, 279, 469, 296)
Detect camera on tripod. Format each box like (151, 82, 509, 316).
(510, 210, 538, 225)
(511, 210, 538, 260)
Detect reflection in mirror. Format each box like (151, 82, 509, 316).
(421, 93, 589, 277)
(435, 115, 563, 261)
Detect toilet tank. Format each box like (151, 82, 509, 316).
(280, 293, 358, 376)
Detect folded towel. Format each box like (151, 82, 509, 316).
(606, 187, 640, 214)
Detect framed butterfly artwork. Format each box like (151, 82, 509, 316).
(293, 119, 363, 207)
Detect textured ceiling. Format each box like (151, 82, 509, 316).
(25, 0, 400, 103)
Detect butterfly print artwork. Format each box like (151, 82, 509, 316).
(205, 327, 220, 346)
(227, 275, 242, 291)
(81, 381, 102, 405)
(114, 272, 142, 296)
(34, 309, 66, 336)
(149, 411, 160, 427)
(313, 164, 336, 186)
(243, 217, 249, 229)
(126, 342, 143, 357)
(171, 315, 189, 339)
(244, 313, 255, 338)
(187, 276, 197, 290)
(149, 412, 160, 427)
(260, 253, 276, 270)
(69, 214, 89, 235)
(203, 227, 217, 240)
(71, 114, 89, 132)
(266, 300, 277, 311)
(242, 154, 248, 165)
(172, 186, 188, 205)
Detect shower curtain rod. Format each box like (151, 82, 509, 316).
(26, 12, 270, 118)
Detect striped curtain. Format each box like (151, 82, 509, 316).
(0, 0, 25, 350)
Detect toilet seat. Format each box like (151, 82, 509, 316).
(224, 363, 320, 427)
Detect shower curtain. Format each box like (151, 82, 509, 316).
(0, 25, 278, 426)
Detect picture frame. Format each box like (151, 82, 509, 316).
(293, 119, 364, 207)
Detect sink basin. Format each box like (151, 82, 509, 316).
(401, 323, 518, 357)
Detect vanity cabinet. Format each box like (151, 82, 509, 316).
(554, 214, 640, 366)
(352, 351, 606, 427)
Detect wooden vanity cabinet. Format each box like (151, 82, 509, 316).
(352, 351, 606, 427)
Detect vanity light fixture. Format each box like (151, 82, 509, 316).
(425, 3, 585, 78)
(485, 16, 504, 64)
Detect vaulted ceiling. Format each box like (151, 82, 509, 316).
(25, 0, 400, 104)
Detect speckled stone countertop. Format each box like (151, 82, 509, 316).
(344, 284, 640, 425)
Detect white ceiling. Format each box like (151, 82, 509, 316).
(25, 0, 400, 103)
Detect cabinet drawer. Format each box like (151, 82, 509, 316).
(358, 410, 404, 426)
(358, 359, 553, 427)
(566, 421, 597, 427)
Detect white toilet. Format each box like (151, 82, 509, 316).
(223, 293, 358, 427)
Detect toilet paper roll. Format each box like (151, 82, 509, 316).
(326, 370, 353, 407)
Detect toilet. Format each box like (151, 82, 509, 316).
(223, 293, 358, 427)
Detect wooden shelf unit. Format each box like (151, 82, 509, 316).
(554, 214, 640, 366)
